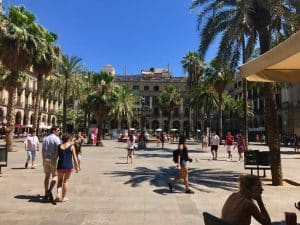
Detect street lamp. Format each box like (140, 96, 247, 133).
(140, 97, 145, 131)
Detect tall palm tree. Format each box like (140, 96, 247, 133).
(87, 71, 116, 146)
(56, 55, 84, 132)
(205, 60, 234, 141)
(181, 51, 204, 136)
(0, 6, 40, 151)
(32, 30, 61, 132)
(191, 0, 300, 185)
(158, 85, 181, 133)
(190, 0, 256, 149)
(110, 85, 138, 130)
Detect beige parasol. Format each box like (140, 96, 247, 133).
(239, 30, 300, 82)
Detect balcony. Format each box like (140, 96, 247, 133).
(16, 101, 23, 108)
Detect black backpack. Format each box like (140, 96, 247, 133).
(173, 149, 179, 163)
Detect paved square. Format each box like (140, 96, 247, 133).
(0, 139, 299, 225)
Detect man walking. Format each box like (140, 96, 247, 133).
(210, 131, 220, 160)
(24, 130, 40, 169)
(42, 126, 61, 201)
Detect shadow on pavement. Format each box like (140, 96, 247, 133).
(105, 166, 240, 193)
(14, 194, 57, 205)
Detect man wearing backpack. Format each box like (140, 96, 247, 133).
(168, 135, 194, 194)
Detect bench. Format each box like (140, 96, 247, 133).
(244, 150, 271, 177)
(0, 147, 8, 174)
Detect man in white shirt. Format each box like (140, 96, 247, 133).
(24, 130, 40, 169)
(210, 131, 220, 160)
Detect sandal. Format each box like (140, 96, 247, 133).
(185, 189, 194, 194)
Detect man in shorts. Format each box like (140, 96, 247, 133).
(210, 131, 220, 160)
(225, 131, 234, 161)
(42, 126, 61, 201)
(24, 130, 40, 169)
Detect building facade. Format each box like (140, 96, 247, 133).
(0, 71, 61, 134)
(226, 76, 300, 139)
(108, 66, 190, 132)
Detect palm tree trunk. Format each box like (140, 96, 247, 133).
(33, 74, 43, 133)
(5, 73, 18, 152)
(242, 34, 249, 150)
(96, 114, 103, 146)
(62, 82, 68, 132)
(258, 28, 282, 185)
(167, 110, 172, 134)
(218, 93, 223, 143)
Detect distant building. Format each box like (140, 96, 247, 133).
(109, 66, 191, 132)
(0, 70, 62, 134)
(226, 76, 300, 139)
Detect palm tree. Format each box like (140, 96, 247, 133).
(110, 85, 138, 130)
(181, 51, 204, 136)
(55, 55, 84, 132)
(0, 6, 40, 151)
(32, 30, 61, 132)
(205, 60, 234, 141)
(87, 71, 116, 146)
(191, 0, 300, 185)
(190, 0, 256, 149)
(158, 85, 181, 133)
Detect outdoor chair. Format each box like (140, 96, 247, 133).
(203, 212, 235, 225)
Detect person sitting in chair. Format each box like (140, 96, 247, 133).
(222, 175, 271, 225)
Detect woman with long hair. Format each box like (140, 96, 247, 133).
(168, 135, 193, 194)
(222, 175, 271, 225)
(56, 133, 79, 202)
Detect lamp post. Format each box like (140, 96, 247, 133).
(140, 97, 145, 131)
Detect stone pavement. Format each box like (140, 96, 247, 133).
(0, 139, 299, 225)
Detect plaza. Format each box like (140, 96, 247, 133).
(0, 139, 299, 225)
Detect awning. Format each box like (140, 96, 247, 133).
(239, 30, 300, 82)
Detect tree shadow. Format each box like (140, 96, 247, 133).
(14, 194, 57, 205)
(105, 166, 241, 194)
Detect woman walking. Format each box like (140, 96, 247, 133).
(168, 135, 194, 194)
(127, 134, 135, 163)
(235, 133, 246, 162)
(56, 134, 79, 202)
(73, 132, 84, 170)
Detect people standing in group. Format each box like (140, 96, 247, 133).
(168, 135, 194, 194)
(55, 133, 79, 202)
(225, 131, 234, 161)
(24, 130, 40, 169)
(222, 175, 271, 225)
(42, 126, 61, 201)
(235, 133, 246, 162)
(127, 134, 135, 163)
(210, 131, 220, 160)
(73, 132, 84, 170)
(202, 133, 208, 150)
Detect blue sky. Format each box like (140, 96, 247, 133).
(4, 0, 216, 76)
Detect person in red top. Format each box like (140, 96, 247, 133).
(225, 131, 234, 161)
